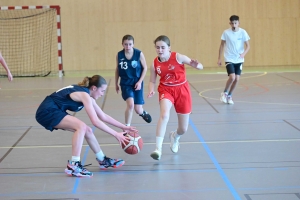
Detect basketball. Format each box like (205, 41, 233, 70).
(122, 131, 143, 155)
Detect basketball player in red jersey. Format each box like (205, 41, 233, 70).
(147, 35, 203, 160)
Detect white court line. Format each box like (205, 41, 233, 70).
(1, 138, 300, 149)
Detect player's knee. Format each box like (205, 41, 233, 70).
(160, 112, 170, 121)
(75, 122, 89, 135)
(85, 126, 94, 138)
(229, 75, 235, 82)
(177, 127, 188, 134)
(86, 126, 93, 134)
(127, 103, 134, 111)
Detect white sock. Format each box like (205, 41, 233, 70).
(125, 123, 130, 126)
(156, 136, 164, 151)
(96, 151, 105, 161)
(71, 156, 80, 162)
(174, 131, 181, 140)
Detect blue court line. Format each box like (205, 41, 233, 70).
(71, 125, 96, 194)
(72, 145, 90, 194)
(0, 166, 293, 177)
(190, 119, 241, 200)
(2, 185, 300, 197)
(0, 169, 217, 177)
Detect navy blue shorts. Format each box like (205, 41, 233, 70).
(35, 96, 68, 131)
(121, 83, 145, 105)
(225, 62, 243, 76)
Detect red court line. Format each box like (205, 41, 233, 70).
(237, 83, 269, 97)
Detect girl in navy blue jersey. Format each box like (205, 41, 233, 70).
(115, 35, 152, 126)
(36, 75, 136, 177)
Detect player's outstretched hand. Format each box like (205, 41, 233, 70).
(115, 132, 131, 146)
(190, 59, 203, 69)
(123, 126, 138, 133)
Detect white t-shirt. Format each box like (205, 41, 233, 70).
(221, 28, 250, 63)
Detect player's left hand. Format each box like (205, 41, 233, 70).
(7, 72, 13, 81)
(122, 126, 138, 133)
(190, 59, 203, 69)
(190, 59, 199, 67)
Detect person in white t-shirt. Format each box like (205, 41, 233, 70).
(217, 15, 250, 104)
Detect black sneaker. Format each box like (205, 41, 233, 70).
(96, 156, 125, 169)
(139, 110, 152, 123)
(64, 160, 93, 177)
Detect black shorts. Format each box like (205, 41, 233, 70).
(225, 62, 243, 76)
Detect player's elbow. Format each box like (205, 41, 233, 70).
(90, 117, 101, 127)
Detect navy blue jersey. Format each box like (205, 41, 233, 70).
(117, 48, 143, 86)
(49, 85, 90, 112)
(36, 84, 90, 131)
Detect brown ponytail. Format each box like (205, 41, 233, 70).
(78, 75, 106, 88)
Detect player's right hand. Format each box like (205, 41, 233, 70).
(115, 132, 130, 146)
(115, 85, 120, 94)
(217, 59, 222, 66)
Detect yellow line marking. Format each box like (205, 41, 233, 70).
(197, 72, 300, 106)
(1, 88, 56, 91)
(199, 88, 300, 106)
(1, 138, 299, 149)
(190, 72, 268, 83)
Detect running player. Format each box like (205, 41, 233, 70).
(115, 34, 152, 126)
(147, 35, 203, 160)
(217, 15, 250, 104)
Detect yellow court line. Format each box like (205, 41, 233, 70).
(199, 88, 300, 106)
(1, 138, 300, 149)
(190, 72, 268, 83)
(197, 72, 300, 106)
(0, 88, 57, 91)
(0, 72, 268, 91)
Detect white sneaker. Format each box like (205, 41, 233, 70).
(220, 92, 228, 103)
(150, 149, 162, 160)
(227, 96, 234, 104)
(169, 131, 180, 153)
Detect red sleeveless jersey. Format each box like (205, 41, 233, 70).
(153, 52, 186, 86)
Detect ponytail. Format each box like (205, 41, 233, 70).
(78, 75, 107, 88)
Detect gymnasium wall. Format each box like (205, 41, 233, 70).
(1, 0, 299, 72)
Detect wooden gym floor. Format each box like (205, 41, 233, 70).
(0, 68, 300, 200)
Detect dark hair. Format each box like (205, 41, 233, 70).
(122, 34, 134, 43)
(154, 35, 170, 46)
(229, 15, 239, 22)
(78, 75, 107, 88)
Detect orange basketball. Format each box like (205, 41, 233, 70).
(121, 131, 143, 155)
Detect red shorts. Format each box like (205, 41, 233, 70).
(158, 81, 192, 114)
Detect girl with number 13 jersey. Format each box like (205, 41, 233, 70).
(115, 35, 152, 127)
